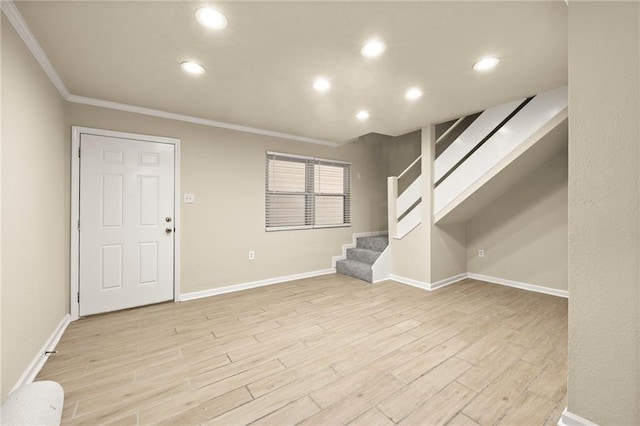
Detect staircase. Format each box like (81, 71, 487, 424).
(336, 235, 389, 283)
(388, 85, 568, 236)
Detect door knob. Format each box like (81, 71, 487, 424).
(165, 228, 173, 234)
(165, 217, 172, 223)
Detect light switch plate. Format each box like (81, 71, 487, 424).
(184, 193, 195, 204)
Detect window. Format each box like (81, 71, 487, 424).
(266, 151, 351, 231)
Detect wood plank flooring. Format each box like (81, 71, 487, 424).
(36, 275, 568, 425)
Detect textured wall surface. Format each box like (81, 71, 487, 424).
(568, 2, 639, 423)
(1, 16, 69, 398)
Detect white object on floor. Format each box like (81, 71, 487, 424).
(0, 381, 64, 425)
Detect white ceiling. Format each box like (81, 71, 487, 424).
(14, 1, 568, 144)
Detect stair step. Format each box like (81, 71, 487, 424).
(346, 248, 381, 265)
(356, 235, 389, 251)
(336, 259, 373, 283)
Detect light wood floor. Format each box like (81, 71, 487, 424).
(37, 275, 568, 425)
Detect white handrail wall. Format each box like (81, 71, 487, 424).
(396, 176, 422, 219)
(434, 86, 568, 215)
(434, 99, 524, 183)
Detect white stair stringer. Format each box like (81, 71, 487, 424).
(371, 247, 390, 283)
(434, 86, 568, 224)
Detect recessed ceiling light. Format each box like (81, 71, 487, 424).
(313, 77, 331, 92)
(473, 57, 500, 71)
(195, 8, 228, 30)
(361, 40, 386, 58)
(405, 88, 423, 100)
(356, 110, 370, 121)
(181, 61, 206, 74)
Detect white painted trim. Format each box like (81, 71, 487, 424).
(66, 95, 338, 147)
(558, 408, 598, 426)
(467, 273, 569, 298)
(0, 0, 70, 99)
(70, 128, 81, 321)
(396, 176, 422, 218)
(397, 155, 422, 180)
(391, 271, 568, 298)
(394, 206, 422, 239)
(180, 268, 336, 302)
(435, 116, 465, 145)
(371, 247, 391, 283)
(431, 273, 468, 290)
(331, 231, 388, 268)
(390, 273, 468, 291)
(70, 127, 181, 320)
(11, 314, 71, 393)
(390, 275, 431, 290)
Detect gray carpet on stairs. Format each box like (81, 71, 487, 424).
(336, 235, 388, 283)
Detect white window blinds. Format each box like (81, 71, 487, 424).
(266, 151, 351, 231)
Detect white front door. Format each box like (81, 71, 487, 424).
(79, 133, 175, 316)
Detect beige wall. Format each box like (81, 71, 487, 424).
(431, 223, 466, 283)
(67, 104, 388, 294)
(568, 2, 639, 424)
(467, 150, 568, 291)
(1, 16, 69, 398)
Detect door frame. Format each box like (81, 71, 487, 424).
(70, 126, 181, 321)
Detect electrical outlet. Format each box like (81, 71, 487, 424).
(248, 251, 255, 260)
(183, 193, 195, 204)
(478, 249, 485, 258)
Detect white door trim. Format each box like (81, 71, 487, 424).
(70, 126, 181, 321)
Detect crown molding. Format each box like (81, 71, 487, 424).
(1, 0, 70, 99)
(2, 0, 339, 147)
(66, 95, 338, 146)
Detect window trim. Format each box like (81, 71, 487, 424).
(265, 151, 351, 232)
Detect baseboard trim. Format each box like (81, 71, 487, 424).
(180, 268, 336, 302)
(390, 274, 431, 290)
(332, 231, 387, 268)
(467, 273, 569, 298)
(431, 273, 469, 290)
(11, 314, 71, 393)
(557, 408, 598, 426)
(389, 273, 467, 291)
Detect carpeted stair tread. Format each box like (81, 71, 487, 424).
(346, 247, 382, 265)
(356, 235, 389, 251)
(337, 234, 389, 283)
(336, 259, 373, 283)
